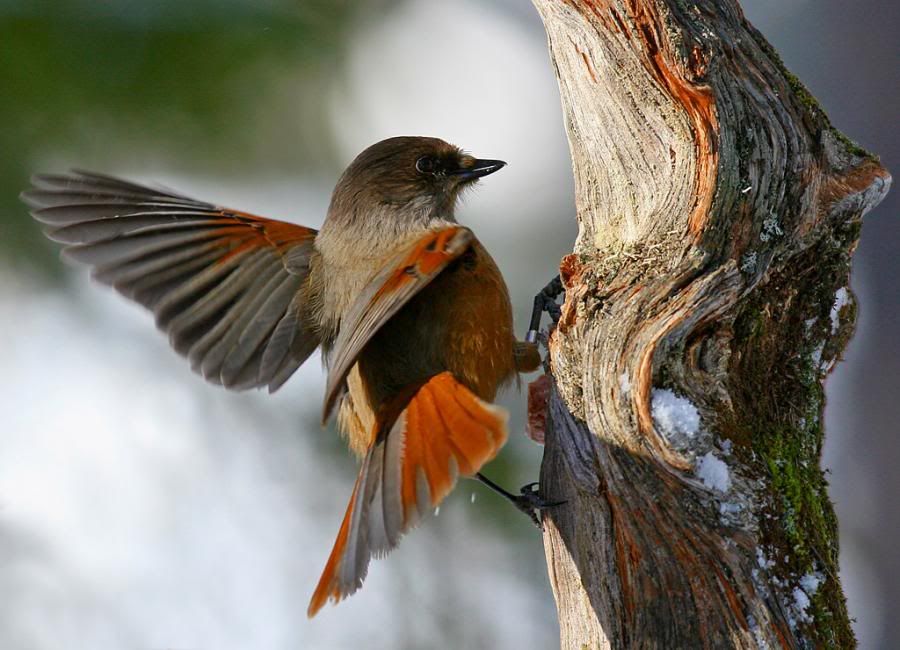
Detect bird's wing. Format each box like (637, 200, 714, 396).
(321, 225, 473, 420)
(22, 170, 320, 391)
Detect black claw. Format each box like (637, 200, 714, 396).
(475, 473, 565, 529)
(511, 485, 567, 529)
(526, 275, 565, 344)
(516, 484, 567, 510)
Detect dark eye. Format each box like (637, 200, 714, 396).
(416, 156, 436, 174)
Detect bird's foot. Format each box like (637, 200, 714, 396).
(476, 473, 565, 529)
(512, 482, 567, 528)
(525, 275, 564, 345)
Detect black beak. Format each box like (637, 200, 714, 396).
(449, 158, 506, 181)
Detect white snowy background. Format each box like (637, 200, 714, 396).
(2, 0, 897, 648)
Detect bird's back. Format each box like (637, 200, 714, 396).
(338, 236, 516, 454)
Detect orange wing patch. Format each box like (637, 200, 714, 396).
(307, 372, 508, 617)
(212, 212, 316, 266)
(374, 226, 465, 299)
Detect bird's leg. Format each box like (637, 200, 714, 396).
(525, 275, 564, 345)
(492, 277, 568, 525)
(475, 472, 565, 529)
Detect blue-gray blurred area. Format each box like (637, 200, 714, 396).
(0, 0, 895, 648)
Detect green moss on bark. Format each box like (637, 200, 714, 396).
(723, 225, 860, 648)
(746, 24, 871, 160)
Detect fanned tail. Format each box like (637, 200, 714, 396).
(307, 371, 508, 617)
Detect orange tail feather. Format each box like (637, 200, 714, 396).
(307, 473, 362, 617)
(307, 371, 508, 617)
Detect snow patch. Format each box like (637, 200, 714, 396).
(651, 389, 700, 441)
(718, 499, 746, 526)
(696, 452, 731, 492)
(790, 587, 813, 626)
(800, 572, 824, 595)
(811, 342, 825, 368)
(720, 439, 733, 456)
(757, 548, 774, 570)
(747, 615, 772, 650)
(830, 287, 849, 333)
(786, 572, 824, 629)
(792, 587, 811, 614)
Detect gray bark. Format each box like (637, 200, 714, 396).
(530, 1, 891, 648)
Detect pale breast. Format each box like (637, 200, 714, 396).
(308, 253, 375, 346)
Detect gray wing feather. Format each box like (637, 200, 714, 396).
(21, 170, 320, 392)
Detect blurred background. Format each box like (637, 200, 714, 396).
(0, 1, 895, 648)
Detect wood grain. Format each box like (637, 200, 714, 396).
(532, 0, 891, 647)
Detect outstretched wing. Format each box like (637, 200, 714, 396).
(22, 170, 320, 391)
(321, 225, 473, 420)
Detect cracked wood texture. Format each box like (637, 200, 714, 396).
(531, 1, 891, 648)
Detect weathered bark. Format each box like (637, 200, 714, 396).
(530, 1, 891, 648)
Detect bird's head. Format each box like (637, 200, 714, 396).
(326, 136, 506, 229)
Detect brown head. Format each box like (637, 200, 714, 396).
(323, 136, 505, 236)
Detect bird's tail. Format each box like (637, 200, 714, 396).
(307, 371, 508, 617)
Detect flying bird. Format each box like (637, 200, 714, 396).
(21, 136, 549, 617)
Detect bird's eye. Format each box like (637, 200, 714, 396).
(416, 156, 436, 174)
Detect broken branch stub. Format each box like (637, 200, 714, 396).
(532, 0, 890, 648)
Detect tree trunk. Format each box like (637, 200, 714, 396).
(530, 1, 891, 648)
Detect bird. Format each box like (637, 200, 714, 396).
(21, 135, 545, 617)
